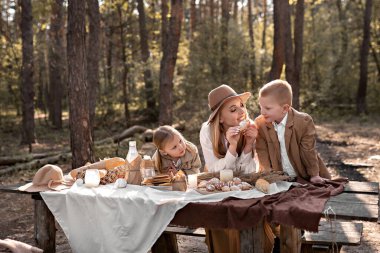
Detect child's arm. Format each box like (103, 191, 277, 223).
(189, 148, 202, 174)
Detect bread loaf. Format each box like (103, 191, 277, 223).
(255, 178, 270, 193)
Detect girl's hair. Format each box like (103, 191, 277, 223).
(153, 125, 185, 173)
(209, 103, 246, 158)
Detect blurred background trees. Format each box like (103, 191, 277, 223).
(0, 0, 379, 165)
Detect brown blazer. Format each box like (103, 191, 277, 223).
(255, 108, 331, 180)
(152, 140, 201, 175)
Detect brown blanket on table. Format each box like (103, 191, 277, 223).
(171, 178, 347, 232)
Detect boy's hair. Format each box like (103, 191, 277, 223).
(259, 79, 293, 106)
(153, 125, 185, 172)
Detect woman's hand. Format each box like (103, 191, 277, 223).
(242, 123, 258, 145)
(225, 126, 241, 155)
(242, 123, 258, 153)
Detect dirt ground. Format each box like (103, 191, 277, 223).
(0, 120, 379, 253)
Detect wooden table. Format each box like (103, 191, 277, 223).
(1, 181, 378, 253)
(325, 181, 379, 222)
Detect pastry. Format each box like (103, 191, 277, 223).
(232, 177, 242, 185)
(209, 177, 220, 184)
(240, 182, 253, 190)
(198, 180, 208, 188)
(230, 185, 241, 191)
(206, 184, 216, 192)
(255, 178, 270, 193)
(239, 119, 250, 131)
(221, 185, 230, 192)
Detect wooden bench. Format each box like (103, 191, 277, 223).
(301, 220, 363, 253)
(157, 219, 363, 253)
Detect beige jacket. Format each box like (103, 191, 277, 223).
(255, 108, 331, 180)
(152, 140, 201, 175)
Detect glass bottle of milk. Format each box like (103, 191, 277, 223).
(126, 141, 139, 163)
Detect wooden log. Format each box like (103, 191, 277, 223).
(151, 233, 179, 253)
(0, 153, 72, 176)
(0, 125, 151, 176)
(33, 196, 56, 253)
(280, 225, 301, 253)
(96, 125, 148, 145)
(0, 152, 61, 166)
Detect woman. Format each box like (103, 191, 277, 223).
(200, 84, 257, 174)
(199, 84, 273, 253)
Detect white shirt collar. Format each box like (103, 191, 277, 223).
(273, 113, 288, 131)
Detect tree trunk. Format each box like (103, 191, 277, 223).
(20, 0, 35, 146)
(247, 0, 257, 89)
(259, 0, 267, 82)
(233, 0, 238, 21)
(292, 0, 304, 110)
(67, 0, 94, 168)
(48, 0, 64, 129)
(137, 0, 156, 112)
(159, 0, 184, 125)
(268, 0, 285, 81)
(209, 0, 215, 25)
(356, 0, 372, 114)
(190, 0, 196, 38)
(36, 26, 47, 113)
(284, 0, 295, 87)
(161, 0, 169, 52)
(116, 4, 130, 124)
(333, 0, 349, 74)
(105, 17, 114, 90)
(370, 43, 380, 81)
(86, 0, 101, 136)
(220, 0, 230, 83)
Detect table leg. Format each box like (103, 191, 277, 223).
(280, 225, 301, 253)
(240, 219, 265, 253)
(151, 233, 179, 253)
(32, 194, 56, 253)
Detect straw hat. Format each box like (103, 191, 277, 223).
(207, 84, 251, 123)
(18, 164, 74, 192)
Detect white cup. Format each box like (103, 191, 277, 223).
(188, 174, 198, 189)
(85, 169, 100, 187)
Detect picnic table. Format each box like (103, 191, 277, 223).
(0, 180, 378, 253)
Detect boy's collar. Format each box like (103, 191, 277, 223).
(273, 112, 289, 127)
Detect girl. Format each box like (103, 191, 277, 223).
(200, 84, 257, 174)
(152, 125, 201, 176)
(200, 84, 273, 253)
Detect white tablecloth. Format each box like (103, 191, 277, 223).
(41, 182, 292, 253)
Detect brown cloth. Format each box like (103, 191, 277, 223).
(171, 178, 348, 233)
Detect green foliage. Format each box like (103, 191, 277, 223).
(178, 20, 253, 123)
(1, 0, 379, 135)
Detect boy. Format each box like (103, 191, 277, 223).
(255, 79, 330, 183)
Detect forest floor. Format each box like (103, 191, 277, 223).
(0, 117, 379, 253)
